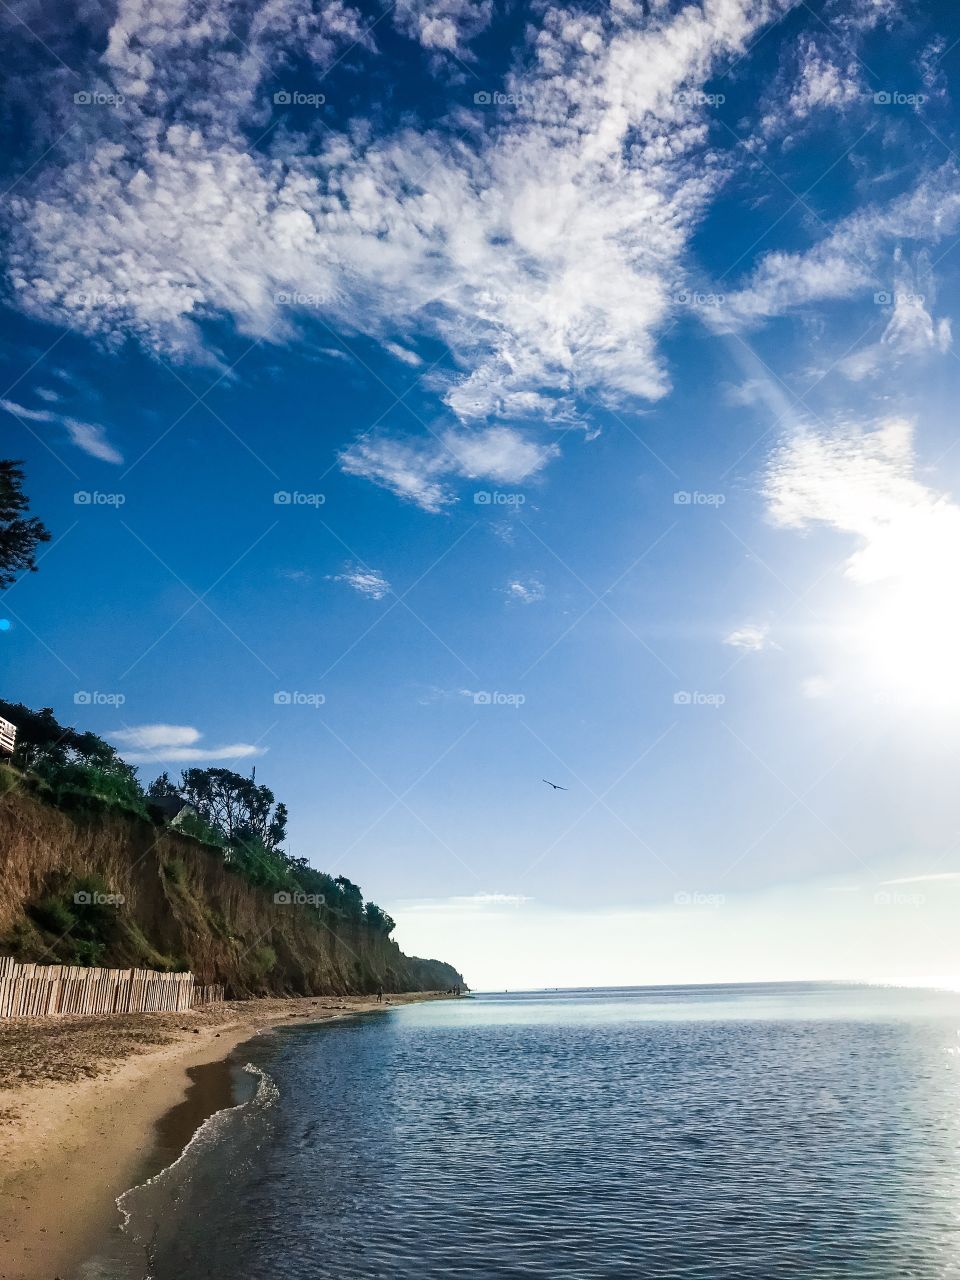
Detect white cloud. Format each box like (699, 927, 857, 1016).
(383, 341, 423, 367)
(723, 166, 960, 326)
(114, 724, 201, 749)
(395, 892, 531, 912)
(113, 723, 262, 762)
(391, 0, 493, 54)
(880, 873, 960, 885)
(331, 565, 391, 599)
(765, 417, 955, 584)
(801, 675, 833, 699)
(759, 41, 864, 138)
(724, 622, 773, 651)
(6, 0, 789, 505)
(839, 253, 951, 380)
(340, 425, 557, 511)
(505, 578, 546, 605)
(63, 420, 124, 464)
(0, 397, 123, 463)
(766, 417, 960, 707)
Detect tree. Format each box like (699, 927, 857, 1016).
(364, 901, 396, 934)
(0, 699, 136, 779)
(174, 767, 287, 853)
(147, 772, 179, 799)
(0, 460, 51, 589)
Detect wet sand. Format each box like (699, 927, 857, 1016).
(0, 992, 450, 1280)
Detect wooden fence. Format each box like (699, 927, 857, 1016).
(193, 983, 225, 1008)
(0, 958, 224, 1018)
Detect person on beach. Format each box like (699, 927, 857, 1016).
(376, 984, 383, 1003)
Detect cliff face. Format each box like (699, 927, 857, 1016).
(0, 787, 464, 997)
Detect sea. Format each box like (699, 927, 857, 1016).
(79, 983, 960, 1279)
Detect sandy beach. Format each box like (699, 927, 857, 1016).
(0, 993, 449, 1280)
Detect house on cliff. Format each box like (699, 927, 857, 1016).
(146, 794, 196, 829)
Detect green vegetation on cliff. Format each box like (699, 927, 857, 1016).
(0, 701, 464, 996)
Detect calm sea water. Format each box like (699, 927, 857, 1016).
(82, 983, 960, 1279)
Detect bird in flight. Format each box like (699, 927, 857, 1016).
(542, 779, 568, 791)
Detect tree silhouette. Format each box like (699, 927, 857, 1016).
(0, 460, 51, 590)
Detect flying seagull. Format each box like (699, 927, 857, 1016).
(542, 779, 568, 791)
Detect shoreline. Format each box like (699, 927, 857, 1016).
(0, 992, 451, 1280)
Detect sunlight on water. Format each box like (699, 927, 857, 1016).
(85, 984, 960, 1279)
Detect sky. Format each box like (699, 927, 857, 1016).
(3, 0, 960, 989)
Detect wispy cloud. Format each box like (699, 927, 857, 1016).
(0, 397, 122, 463)
(766, 416, 960, 705)
(331, 565, 392, 600)
(383, 341, 423, 367)
(113, 723, 263, 763)
(504, 578, 545, 605)
(395, 892, 531, 912)
(340, 426, 557, 511)
(880, 873, 960, 885)
(724, 623, 773, 652)
(391, 0, 493, 55)
(723, 165, 960, 327)
(5, 0, 790, 508)
(765, 417, 958, 585)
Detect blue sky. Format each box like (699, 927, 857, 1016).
(4, 0, 960, 987)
